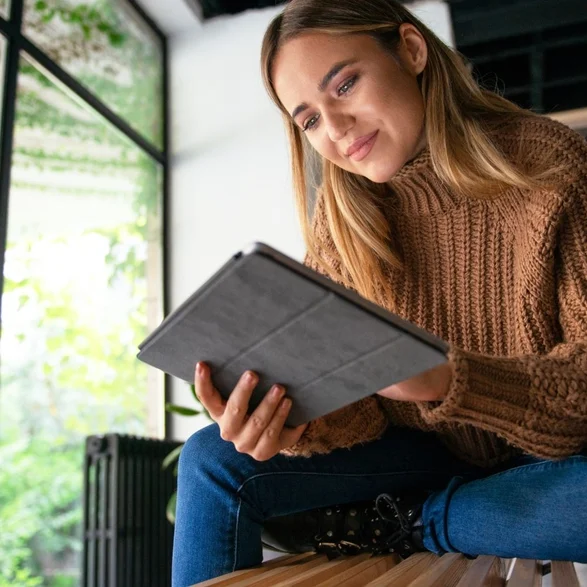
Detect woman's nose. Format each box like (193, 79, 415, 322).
(323, 110, 354, 142)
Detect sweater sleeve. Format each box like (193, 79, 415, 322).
(280, 191, 389, 458)
(416, 154, 587, 460)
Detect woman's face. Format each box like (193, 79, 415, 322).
(272, 26, 428, 183)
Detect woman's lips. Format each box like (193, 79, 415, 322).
(347, 130, 379, 162)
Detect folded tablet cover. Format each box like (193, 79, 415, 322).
(137, 245, 448, 427)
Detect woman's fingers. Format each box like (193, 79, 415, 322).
(194, 362, 225, 421)
(250, 396, 306, 461)
(195, 361, 309, 461)
(221, 370, 260, 440)
(235, 384, 286, 454)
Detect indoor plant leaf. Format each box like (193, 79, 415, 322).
(162, 445, 183, 470)
(166, 492, 177, 525)
(165, 403, 200, 417)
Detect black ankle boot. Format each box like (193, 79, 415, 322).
(261, 491, 430, 560)
(310, 491, 430, 560)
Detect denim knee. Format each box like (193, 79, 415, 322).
(177, 422, 254, 494)
(179, 423, 226, 477)
(180, 422, 223, 467)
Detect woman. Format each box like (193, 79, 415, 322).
(172, 1, 587, 584)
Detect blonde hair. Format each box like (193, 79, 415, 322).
(261, 0, 561, 308)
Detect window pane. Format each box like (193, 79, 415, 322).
(23, 0, 163, 149)
(0, 53, 163, 584)
(0, 0, 9, 19)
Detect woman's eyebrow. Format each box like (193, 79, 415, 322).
(318, 59, 356, 91)
(290, 59, 357, 120)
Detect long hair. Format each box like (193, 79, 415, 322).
(261, 0, 562, 308)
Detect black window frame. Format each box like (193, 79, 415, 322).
(0, 0, 173, 437)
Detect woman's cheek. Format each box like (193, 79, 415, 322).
(313, 138, 337, 165)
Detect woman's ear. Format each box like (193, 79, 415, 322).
(398, 23, 428, 76)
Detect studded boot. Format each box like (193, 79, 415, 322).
(311, 491, 429, 560)
(261, 490, 430, 560)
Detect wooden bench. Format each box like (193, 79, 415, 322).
(191, 552, 581, 586)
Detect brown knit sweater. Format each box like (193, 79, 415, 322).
(282, 115, 587, 468)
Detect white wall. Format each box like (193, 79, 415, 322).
(168, 1, 453, 440)
(169, 6, 296, 439)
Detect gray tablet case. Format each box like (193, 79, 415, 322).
(137, 242, 449, 427)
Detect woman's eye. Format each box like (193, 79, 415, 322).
(337, 75, 358, 96)
(302, 114, 320, 132)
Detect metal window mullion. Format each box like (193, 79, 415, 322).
(0, 0, 24, 322)
(161, 31, 172, 440)
(126, 0, 165, 44)
(0, 14, 20, 39)
(123, 0, 171, 441)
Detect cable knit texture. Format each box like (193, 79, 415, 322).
(281, 115, 587, 467)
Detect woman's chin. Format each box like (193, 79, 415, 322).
(360, 161, 403, 183)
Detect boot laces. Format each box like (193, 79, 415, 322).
(313, 493, 418, 559)
(374, 493, 414, 552)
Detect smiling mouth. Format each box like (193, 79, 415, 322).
(346, 130, 379, 162)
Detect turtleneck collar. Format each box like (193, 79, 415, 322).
(383, 146, 470, 216)
(389, 145, 432, 183)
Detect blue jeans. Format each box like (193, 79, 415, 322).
(172, 422, 587, 586)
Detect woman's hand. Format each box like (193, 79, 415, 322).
(194, 361, 308, 461)
(376, 362, 453, 402)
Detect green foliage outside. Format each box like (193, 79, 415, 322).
(0, 1, 163, 584)
(25, 0, 163, 147)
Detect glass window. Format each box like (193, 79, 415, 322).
(0, 52, 163, 585)
(23, 0, 163, 149)
(0, 0, 8, 19)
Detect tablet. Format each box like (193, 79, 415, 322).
(137, 242, 449, 427)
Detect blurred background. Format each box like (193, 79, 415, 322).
(0, 0, 585, 584)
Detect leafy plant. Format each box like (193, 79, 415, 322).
(163, 385, 212, 524)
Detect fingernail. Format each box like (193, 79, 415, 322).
(271, 385, 283, 398)
(196, 362, 205, 376)
(246, 371, 257, 384)
(280, 398, 291, 410)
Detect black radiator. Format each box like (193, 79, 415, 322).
(82, 434, 182, 587)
